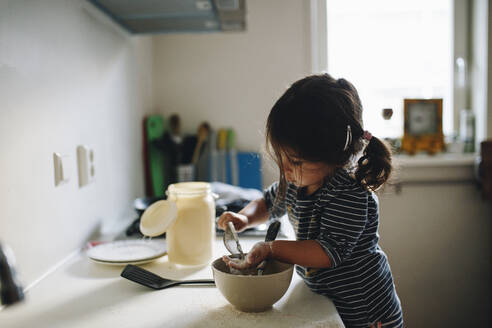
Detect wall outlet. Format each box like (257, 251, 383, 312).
(53, 153, 71, 186)
(77, 145, 95, 187)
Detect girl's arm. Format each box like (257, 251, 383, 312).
(217, 198, 270, 231)
(238, 198, 270, 227)
(224, 239, 333, 269)
(271, 240, 332, 268)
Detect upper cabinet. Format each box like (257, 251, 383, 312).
(88, 0, 246, 34)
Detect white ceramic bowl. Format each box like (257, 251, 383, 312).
(211, 256, 294, 312)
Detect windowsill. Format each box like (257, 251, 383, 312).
(393, 153, 477, 168)
(391, 153, 478, 185)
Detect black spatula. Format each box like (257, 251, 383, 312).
(257, 220, 281, 275)
(121, 264, 215, 290)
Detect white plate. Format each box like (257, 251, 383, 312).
(88, 257, 162, 266)
(87, 239, 167, 265)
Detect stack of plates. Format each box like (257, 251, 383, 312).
(87, 239, 167, 265)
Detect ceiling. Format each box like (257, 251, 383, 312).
(88, 0, 246, 34)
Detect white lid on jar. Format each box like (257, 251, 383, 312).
(139, 200, 177, 237)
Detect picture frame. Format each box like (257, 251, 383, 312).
(401, 98, 444, 154)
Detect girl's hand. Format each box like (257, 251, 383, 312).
(217, 211, 249, 232)
(223, 241, 273, 270)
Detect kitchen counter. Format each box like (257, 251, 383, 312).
(2, 237, 344, 328)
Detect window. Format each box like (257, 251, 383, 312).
(317, 0, 464, 139)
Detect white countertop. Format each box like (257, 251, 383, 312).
(1, 237, 344, 328)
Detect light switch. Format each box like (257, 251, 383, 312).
(53, 153, 70, 186)
(77, 145, 95, 187)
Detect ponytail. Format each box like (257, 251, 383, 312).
(355, 136, 392, 191)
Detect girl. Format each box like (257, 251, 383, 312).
(218, 74, 403, 328)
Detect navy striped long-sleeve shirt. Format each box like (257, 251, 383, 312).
(264, 168, 403, 328)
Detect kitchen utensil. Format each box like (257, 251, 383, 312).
(217, 129, 228, 182)
(121, 265, 215, 290)
(196, 130, 210, 181)
(177, 163, 195, 182)
(208, 129, 218, 181)
(226, 129, 238, 185)
(142, 118, 153, 196)
(192, 122, 210, 164)
(169, 114, 182, 143)
(181, 135, 198, 165)
(86, 239, 167, 265)
(223, 221, 245, 259)
(212, 256, 293, 312)
(256, 221, 281, 275)
(146, 115, 170, 197)
(168, 113, 183, 182)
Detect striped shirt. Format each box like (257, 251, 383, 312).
(264, 169, 403, 328)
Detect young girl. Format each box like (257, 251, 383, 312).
(218, 74, 403, 328)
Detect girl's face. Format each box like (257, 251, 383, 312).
(280, 151, 335, 195)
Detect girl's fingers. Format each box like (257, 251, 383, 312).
(246, 252, 256, 264)
(219, 219, 243, 232)
(217, 213, 232, 229)
(244, 242, 270, 265)
(218, 213, 239, 230)
(228, 261, 245, 270)
(247, 251, 264, 265)
(218, 213, 227, 225)
(233, 221, 243, 231)
(222, 255, 250, 270)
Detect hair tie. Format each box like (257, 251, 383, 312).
(363, 130, 372, 141)
(343, 125, 352, 151)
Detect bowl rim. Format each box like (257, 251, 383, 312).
(211, 257, 294, 279)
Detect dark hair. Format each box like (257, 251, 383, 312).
(266, 74, 392, 196)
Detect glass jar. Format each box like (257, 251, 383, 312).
(166, 182, 215, 265)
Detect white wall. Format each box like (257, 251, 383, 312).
(0, 0, 153, 284)
(378, 181, 491, 327)
(152, 0, 311, 186)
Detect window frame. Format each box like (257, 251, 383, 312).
(309, 0, 470, 138)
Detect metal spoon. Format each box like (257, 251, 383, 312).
(256, 221, 281, 275)
(223, 221, 245, 259)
